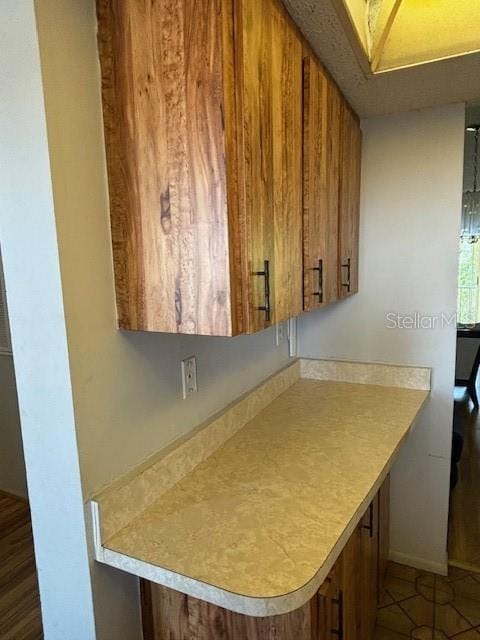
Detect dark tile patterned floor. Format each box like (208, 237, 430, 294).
(375, 562, 480, 640)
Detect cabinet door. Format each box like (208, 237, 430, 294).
(231, 602, 315, 640)
(303, 56, 341, 311)
(96, 0, 236, 336)
(337, 524, 362, 640)
(237, 0, 303, 332)
(359, 497, 380, 640)
(338, 103, 361, 299)
(378, 475, 391, 601)
(142, 580, 315, 640)
(316, 569, 342, 640)
(270, 3, 303, 326)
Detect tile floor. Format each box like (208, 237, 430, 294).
(375, 562, 480, 640)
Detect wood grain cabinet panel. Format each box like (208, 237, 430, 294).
(96, 0, 303, 336)
(236, 0, 274, 334)
(337, 523, 362, 640)
(336, 489, 385, 640)
(316, 569, 342, 640)
(96, 0, 234, 335)
(270, 3, 303, 325)
(302, 55, 341, 311)
(359, 496, 380, 640)
(141, 581, 316, 640)
(378, 474, 391, 601)
(338, 103, 362, 299)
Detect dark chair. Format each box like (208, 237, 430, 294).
(451, 409, 464, 489)
(455, 328, 480, 408)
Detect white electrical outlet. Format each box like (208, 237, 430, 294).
(275, 322, 287, 346)
(181, 356, 197, 399)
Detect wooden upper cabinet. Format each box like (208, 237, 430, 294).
(302, 55, 341, 311)
(338, 103, 362, 299)
(269, 2, 303, 326)
(96, 0, 232, 335)
(238, 0, 303, 332)
(96, 0, 303, 336)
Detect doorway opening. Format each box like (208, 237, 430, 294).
(0, 247, 42, 638)
(450, 104, 480, 571)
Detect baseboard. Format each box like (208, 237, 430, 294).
(389, 549, 448, 576)
(449, 558, 480, 573)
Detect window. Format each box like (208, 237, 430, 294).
(0, 248, 11, 354)
(457, 240, 480, 325)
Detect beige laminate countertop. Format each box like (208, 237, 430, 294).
(95, 375, 428, 616)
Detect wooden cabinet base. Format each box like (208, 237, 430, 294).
(378, 474, 391, 600)
(141, 582, 316, 640)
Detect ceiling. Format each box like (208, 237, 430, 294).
(283, 0, 480, 117)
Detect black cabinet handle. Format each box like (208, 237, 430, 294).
(361, 502, 374, 538)
(254, 260, 271, 322)
(332, 589, 344, 640)
(341, 258, 351, 292)
(313, 259, 323, 303)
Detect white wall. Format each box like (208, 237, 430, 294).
(34, 0, 292, 500)
(0, 354, 27, 498)
(0, 2, 97, 638)
(298, 103, 465, 572)
(1, 1, 293, 639)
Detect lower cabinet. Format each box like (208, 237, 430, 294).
(337, 521, 362, 640)
(378, 475, 390, 600)
(141, 477, 390, 640)
(141, 584, 316, 640)
(316, 570, 342, 640)
(359, 493, 379, 640)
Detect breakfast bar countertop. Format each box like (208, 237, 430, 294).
(91, 359, 430, 617)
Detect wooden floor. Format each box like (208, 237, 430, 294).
(0, 492, 42, 639)
(449, 389, 480, 570)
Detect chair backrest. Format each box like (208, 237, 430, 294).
(456, 336, 480, 381)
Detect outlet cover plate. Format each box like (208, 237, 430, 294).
(276, 322, 287, 346)
(181, 356, 197, 399)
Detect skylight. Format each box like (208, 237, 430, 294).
(341, 0, 480, 73)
